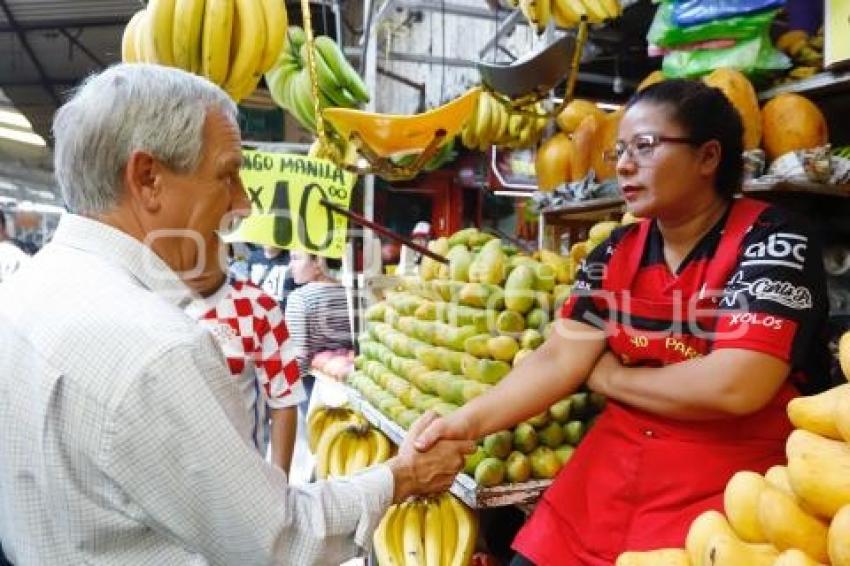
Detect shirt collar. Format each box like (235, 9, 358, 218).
(51, 214, 195, 308)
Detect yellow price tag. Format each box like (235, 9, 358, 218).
(224, 150, 357, 259)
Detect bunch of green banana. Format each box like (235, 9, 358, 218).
(373, 493, 478, 566)
(517, 0, 621, 30)
(121, 0, 287, 102)
(460, 91, 547, 151)
(314, 419, 394, 479)
(265, 27, 370, 132)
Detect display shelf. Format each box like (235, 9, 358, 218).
(541, 196, 625, 222)
(743, 179, 850, 198)
(345, 387, 552, 509)
(758, 70, 850, 101)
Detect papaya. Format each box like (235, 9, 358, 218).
(555, 99, 604, 133)
(757, 486, 830, 563)
(723, 471, 768, 543)
(828, 505, 850, 566)
(787, 384, 849, 440)
(773, 548, 826, 566)
(702, 68, 762, 150)
(786, 429, 850, 518)
(685, 510, 736, 564)
(761, 93, 828, 161)
(591, 108, 624, 180)
(615, 548, 689, 566)
(535, 133, 574, 191)
(702, 533, 779, 566)
(571, 113, 599, 181)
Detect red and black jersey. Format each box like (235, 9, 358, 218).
(562, 199, 830, 394)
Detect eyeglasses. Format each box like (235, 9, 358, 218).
(602, 133, 697, 165)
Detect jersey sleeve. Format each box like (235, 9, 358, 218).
(252, 289, 307, 409)
(559, 232, 621, 329)
(713, 208, 828, 371)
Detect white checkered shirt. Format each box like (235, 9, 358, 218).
(0, 214, 393, 565)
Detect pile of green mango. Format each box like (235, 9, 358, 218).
(347, 226, 616, 488)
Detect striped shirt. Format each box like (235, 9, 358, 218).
(284, 282, 354, 378)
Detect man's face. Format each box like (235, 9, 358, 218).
(156, 109, 248, 278)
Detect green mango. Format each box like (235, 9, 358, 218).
(475, 239, 507, 286)
(520, 329, 543, 350)
(488, 335, 519, 362)
(533, 263, 556, 291)
(477, 359, 511, 385)
(447, 227, 478, 248)
(496, 310, 525, 334)
(464, 333, 492, 358)
(482, 430, 513, 459)
(513, 422, 539, 454)
(505, 451, 532, 483)
(474, 457, 506, 487)
(504, 264, 536, 314)
(447, 245, 473, 282)
(530, 446, 561, 479)
(526, 308, 549, 331)
(463, 445, 487, 475)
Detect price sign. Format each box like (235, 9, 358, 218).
(224, 150, 357, 258)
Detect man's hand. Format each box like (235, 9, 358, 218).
(587, 351, 622, 396)
(388, 411, 475, 503)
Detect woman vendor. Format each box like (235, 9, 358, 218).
(415, 79, 830, 565)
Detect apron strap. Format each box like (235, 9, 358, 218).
(602, 220, 651, 292)
(702, 198, 769, 293)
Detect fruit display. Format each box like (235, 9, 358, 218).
(345, 226, 624, 488)
(310, 349, 355, 381)
(372, 493, 478, 566)
(774, 28, 826, 85)
(702, 68, 763, 151)
(460, 91, 548, 151)
(616, 342, 850, 565)
(306, 404, 395, 479)
(121, 0, 287, 102)
(265, 26, 370, 132)
(505, 0, 623, 32)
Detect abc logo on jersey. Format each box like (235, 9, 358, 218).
(742, 233, 807, 271)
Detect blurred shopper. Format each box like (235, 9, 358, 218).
(0, 209, 30, 284)
(0, 63, 472, 565)
(397, 220, 431, 275)
(285, 251, 353, 408)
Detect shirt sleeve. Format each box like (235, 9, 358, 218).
(103, 330, 393, 565)
(559, 236, 616, 330)
(284, 288, 311, 379)
(713, 210, 828, 371)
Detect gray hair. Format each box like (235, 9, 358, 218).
(53, 63, 238, 214)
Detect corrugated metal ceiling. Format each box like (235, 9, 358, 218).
(0, 1, 141, 27)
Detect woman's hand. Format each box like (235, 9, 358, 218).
(413, 411, 475, 452)
(587, 351, 623, 396)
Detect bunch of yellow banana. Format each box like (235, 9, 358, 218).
(265, 26, 370, 132)
(460, 92, 547, 151)
(314, 420, 394, 479)
(307, 404, 361, 451)
(121, 0, 287, 102)
(373, 493, 478, 566)
(519, 0, 621, 30)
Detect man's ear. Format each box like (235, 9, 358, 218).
(124, 150, 162, 213)
(698, 139, 722, 177)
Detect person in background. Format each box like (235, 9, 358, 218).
(415, 80, 829, 565)
(183, 246, 306, 475)
(0, 209, 30, 284)
(0, 63, 473, 565)
(249, 244, 300, 311)
(397, 220, 431, 275)
(285, 251, 353, 408)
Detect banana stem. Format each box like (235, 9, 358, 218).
(554, 16, 588, 116)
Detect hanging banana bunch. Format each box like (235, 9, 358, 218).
(121, 0, 288, 102)
(461, 91, 548, 151)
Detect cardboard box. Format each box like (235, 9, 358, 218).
(825, 0, 850, 69)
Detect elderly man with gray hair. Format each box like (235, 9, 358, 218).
(0, 64, 473, 566)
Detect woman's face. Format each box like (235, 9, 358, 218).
(289, 251, 319, 284)
(615, 101, 718, 220)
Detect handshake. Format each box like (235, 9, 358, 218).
(387, 411, 475, 503)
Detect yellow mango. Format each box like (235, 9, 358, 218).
(773, 548, 826, 566)
(836, 386, 850, 442)
(615, 548, 690, 566)
(839, 331, 850, 381)
(787, 384, 849, 440)
(685, 510, 735, 565)
(786, 429, 850, 518)
(723, 471, 768, 543)
(757, 486, 829, 563)
(829, 505, 850, 566)
(701, 533, 778, 566)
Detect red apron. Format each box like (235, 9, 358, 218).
(512, 199, 797, 565)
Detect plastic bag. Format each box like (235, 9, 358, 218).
(673, 0, 786, 27)
(662, 33, 791, 78)
(648, 1, 779, 48)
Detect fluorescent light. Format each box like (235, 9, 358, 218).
(0, 109, 32, 129)
(0, 126, 46, 147)
(597, 102, 622, 111)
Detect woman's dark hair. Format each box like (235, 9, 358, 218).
(626, 79, 744, 200)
